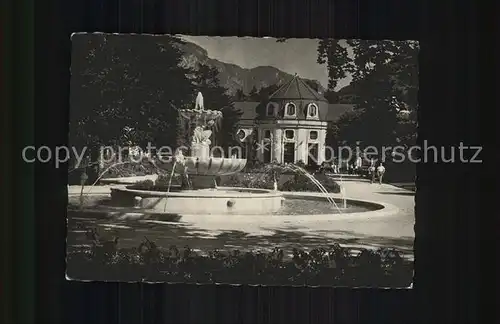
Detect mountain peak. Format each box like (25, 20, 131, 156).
(176, 40, 326, 96)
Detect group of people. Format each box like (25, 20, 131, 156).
(328, 157, 363, 175)
(369, 162, 386, 184)
(329, 163, 359, 175)
(325, 157, 386, 184)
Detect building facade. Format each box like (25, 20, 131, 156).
(234, 74, 352, 166)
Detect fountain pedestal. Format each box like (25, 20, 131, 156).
(191, 143, 210, 159)
(190, 174, 216, 189)
(188, 143, 215, 189)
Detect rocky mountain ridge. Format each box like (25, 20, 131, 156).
(176, 40, 326, 96)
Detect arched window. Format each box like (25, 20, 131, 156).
(307, 103, 318, 118)
(266, 103, 276, 116)
(285, 130, 295, 140)
(285, 102, 296, 116)
(309, 131, 318, 140)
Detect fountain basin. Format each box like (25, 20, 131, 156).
(179, 108, 222, 120)
(155, 157, 247, 176)
(69, 194, 395, 224)
(110, 186, 284, 215)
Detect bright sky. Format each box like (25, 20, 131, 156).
(180, 36, 352, 90)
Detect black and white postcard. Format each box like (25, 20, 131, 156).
(66, 34, 417, 287)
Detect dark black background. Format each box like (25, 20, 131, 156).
(5, 0, 490, 322)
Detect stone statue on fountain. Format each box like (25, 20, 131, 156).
(192, 92, 214, 144)
(187, 92, 221, 159)
(195, 90, 204, 111)
(192, 120, 214, 146)
(172, 91, 223, 189)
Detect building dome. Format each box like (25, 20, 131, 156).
(262, 74, 329, 121)
(268, 74, 328, 102)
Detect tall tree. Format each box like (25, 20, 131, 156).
(255, 83, 280, 101)
(247, 86, 259, 101)
(316, 39, 352, 91)
(69, 34, 196, 151)
(234, 88, 247, 101)
(326, 110, 364, 149)
(327, 40, 419, 152)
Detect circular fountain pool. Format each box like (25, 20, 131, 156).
(110, 186, 285, 215)
(70, 190, 384, 217)
(108, 186, 384, 215)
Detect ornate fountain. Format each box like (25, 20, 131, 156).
(81, 92, 384, 217)
(110, 92, 284, 215)
(155, 91, 247, 189)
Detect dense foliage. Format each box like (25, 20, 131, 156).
(316, 39, 418, 162)
(221, 163, 341, 193)
(96, 160, 158, 179)
(67, 239, 412, 287)
(280, 172, 341, 193)
(127, 174, 183, 192)
(69, 34, 242, 159)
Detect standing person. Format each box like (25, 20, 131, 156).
(369, 164, 376, 183)
(356, 156, 362, 175)
(377, 163, 386, 184)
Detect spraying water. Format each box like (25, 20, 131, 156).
(248, 164, 274, 187)
(76, 160, 141, 210)
(83, 161, 129, 195)
(163, 161, 177, 212)
(248, 163, 343, 213)
(81, 156, 170, 196)
(339, 173, 347, 209)
(287, 164, 342, 213)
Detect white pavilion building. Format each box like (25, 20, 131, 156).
(234, 74, 352, 166)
